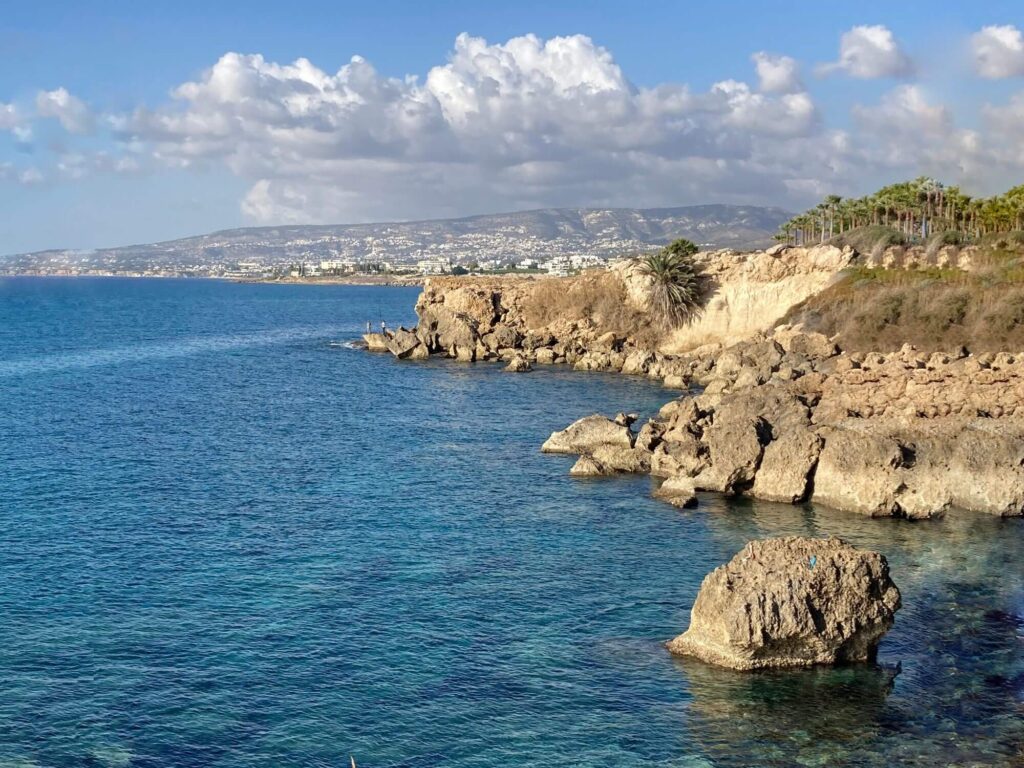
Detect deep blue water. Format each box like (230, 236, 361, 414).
(0, 276, 1022, 768)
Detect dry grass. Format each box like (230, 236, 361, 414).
(521, 272, 660, 346)
(784, 261, 1024, 352)
(829, 225, 907, 260)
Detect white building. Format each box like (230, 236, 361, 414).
(416, 257, 453, 275)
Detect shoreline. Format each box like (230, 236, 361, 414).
(0, 272, 425, 286)
(368, 253, 1024, 521)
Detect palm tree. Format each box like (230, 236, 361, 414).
(638, 239, 703, 328)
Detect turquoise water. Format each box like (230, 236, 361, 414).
(1, 277, 1022, 767)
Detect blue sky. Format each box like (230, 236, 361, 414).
(4, 1, 1024, 253)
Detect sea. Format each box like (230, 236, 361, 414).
(1, 276, 1022, 767)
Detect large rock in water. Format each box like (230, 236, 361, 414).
(667, 537, 901, 670)
(541, 414, 635, 454)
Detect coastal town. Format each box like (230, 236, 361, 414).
(0, 204, 786, 279)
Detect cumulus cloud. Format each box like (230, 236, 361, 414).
(110, 33, 835, 223)
(752, 52, 803, 93)
(818, 25, 913, 79)
(12, 30, 1024, 216)
(36, 87, 94, 133)
(850, 85, 989, 181)
(971, 25, 1024, 78)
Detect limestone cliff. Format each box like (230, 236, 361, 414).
(402, 243, 854, 372)
(612, 244, 854, 353)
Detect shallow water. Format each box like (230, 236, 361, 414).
(1, 277, 1021, 767)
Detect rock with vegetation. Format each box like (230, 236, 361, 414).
(667, 537, 901, 670)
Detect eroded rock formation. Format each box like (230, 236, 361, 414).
(369, 246, 1024, 520)
(667, 537, 901, 670)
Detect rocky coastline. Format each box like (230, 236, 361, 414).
(365, 243, 1024, 522)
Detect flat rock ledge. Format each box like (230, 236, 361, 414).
(667, 536, 901, 671)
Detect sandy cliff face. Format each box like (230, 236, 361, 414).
(612, 244, 854, 354)
(410, 243, 855, 363)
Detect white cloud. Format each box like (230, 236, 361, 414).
(36, 87, 94, 133)
(853, 85, 951, 137)
(19, 167, 44, 184)
(752, 52, 803, 93)
(818, 25, 913, 79)
(0, 102, 20, 131)
(111, 34, 835, 223)
(971, 25, 1024, 78)
(0, 163, 45, 185)
(0, 103, 32, 142)
(13, 31, 1024, 213)
(851, 85, 989, 182)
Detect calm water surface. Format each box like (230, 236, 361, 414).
(1, 277, 1022, 767)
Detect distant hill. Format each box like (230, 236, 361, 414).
(2, 204, 791, 275)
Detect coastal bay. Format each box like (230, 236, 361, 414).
(1, 277, 1022, 766)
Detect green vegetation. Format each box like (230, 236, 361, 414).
(778, 178, 1024, 246)
(638, 238, 703, 328)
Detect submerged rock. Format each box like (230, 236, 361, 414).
(668, 536, 901, 670)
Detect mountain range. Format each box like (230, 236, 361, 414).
(2, 204, 791, 275)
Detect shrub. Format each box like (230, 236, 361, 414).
(830, 225, 906, 259)
(782, 265, 1024, 352)
(638, 239, 703, 328)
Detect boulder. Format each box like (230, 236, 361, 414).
(614, 412, 638, 427)
(750, 429, 821, 503)
(407, 343, 430, 361)
(416, 305, 479, 359)
(650, 437, 707, 478)
(541, 414, 635, 454)
(385, 327, 425, 359)
(775, 330, 839, 360)
(668, 537, 901, 670)
(692, 394, 771, 493)
(534, 348, 556, 365)
(363, 332, 390, 352)
(482, 323, 521, 352)
(591, 443, 647, 473)
(621, 350, 656, 375)
(504, 355, 532, 373)
(654, 476, 698, 508)
(569, 456, 608, 477)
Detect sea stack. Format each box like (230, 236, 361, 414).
(668, 536, 901, 671)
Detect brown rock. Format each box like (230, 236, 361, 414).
(504, 355, 532, 373)
(569, 456, 607, 477)
(654, 476, 698, 508)
(751, 429, 822, 503)
(541, 414, 635, 454)
(811, 425, 905, 516)
(385, 327, 425, 359)
(667, 537, 901, 670)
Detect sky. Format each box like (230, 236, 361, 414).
(4, 0, 1024, 253)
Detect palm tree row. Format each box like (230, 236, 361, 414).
(777, 178, 1024, 245)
